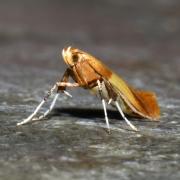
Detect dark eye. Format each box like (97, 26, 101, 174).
(72, 54, 79, 62)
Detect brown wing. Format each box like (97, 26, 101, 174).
(128, 88, 160, 120)
(109, 73, 160, 121)
(86, 56, 160, 120)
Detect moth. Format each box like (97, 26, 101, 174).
(17, 47, 160, 132)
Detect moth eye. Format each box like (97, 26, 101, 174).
(72, 54, 79, 62)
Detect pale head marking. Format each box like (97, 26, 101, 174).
(62, 46, 71, 58)
(62, 46, 76, 67)
(62, 48, 65, 58)
(67, 46, 71, 52)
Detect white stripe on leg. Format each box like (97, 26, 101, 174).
(115, 101, 138, 132)
(17, 99, 46, 126)
(97, 80, 110, 132)
(102, 99, 110, 132)
(32, 93, 59, 121)
(17, 83, 58, 126)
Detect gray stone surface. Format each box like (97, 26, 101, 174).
(0, 0, 180, 180)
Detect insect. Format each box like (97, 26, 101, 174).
(17, 47, 160, 132)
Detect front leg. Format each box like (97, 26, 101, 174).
(17, 83, 58, 126)
(17, 69, 79, 126)
(57, 82, 79, 89)
(57, 68, 79, 91)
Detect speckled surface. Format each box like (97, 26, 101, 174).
(0, 0, 180, 180)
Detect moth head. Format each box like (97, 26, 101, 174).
(62, 46, 90, 67)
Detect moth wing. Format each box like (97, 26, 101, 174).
(127, 87, 160, 120)
(87, 57, 160, 120)
(110, 73, 160, 120)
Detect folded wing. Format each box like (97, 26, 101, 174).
(87, 57, 160, 120)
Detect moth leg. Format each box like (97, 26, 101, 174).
(17, 83, 58, 126)
(108, 98, 113, 104)
(115, 101, 138, 132)
(57, 68, 78, 91)
(17, 68, 76, 126)
(17, 84, 73, 126)
(31, 82, 79, 122)
(97, 80, 110, 133)
(32, 93, 60, 122)
(56, 82, 79, 88)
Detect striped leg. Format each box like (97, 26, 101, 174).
(31, 93, 59, 122)
(115, 101, 138, 132)
(97, 80, 110, 133)
(17, 83, 72, 126)
(17, 84, 58, 126)
(32, 90, 73, 122)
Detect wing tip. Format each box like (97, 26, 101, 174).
(130, 88, 161, 121)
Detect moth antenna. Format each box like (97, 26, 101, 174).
(97, 80, 110, 133)
(115, 101, 138, 132)
(32, 93, 59, 122)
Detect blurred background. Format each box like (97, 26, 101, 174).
(0, 0, 180, 180)
(1, 0, 180, 64)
